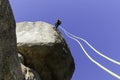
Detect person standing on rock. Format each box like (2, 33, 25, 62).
(55, 19, 62, 29)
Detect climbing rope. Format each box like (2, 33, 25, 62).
(59, 26, 120, 79)
(59, 26, 120, 65)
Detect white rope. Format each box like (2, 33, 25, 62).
(59, 27, 120, 79)
(59, 26, 120, 65)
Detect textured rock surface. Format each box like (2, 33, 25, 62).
(18, 53, 41, 80)
(16, 22, 75, 80)
(0, 0, 24, 80)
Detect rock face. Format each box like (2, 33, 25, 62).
(16, 22, 75, 80)
(0, 0, 24, 80)
(18, 53, 41, 80)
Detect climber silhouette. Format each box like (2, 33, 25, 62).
(55, 19, 62, 29)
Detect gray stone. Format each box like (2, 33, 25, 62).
(16, 21, 75, 80)
(0, 0, 24, 80)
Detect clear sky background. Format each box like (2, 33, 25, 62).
(10, 0, 120, 80)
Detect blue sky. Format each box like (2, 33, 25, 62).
(10, 0, 120, 80)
